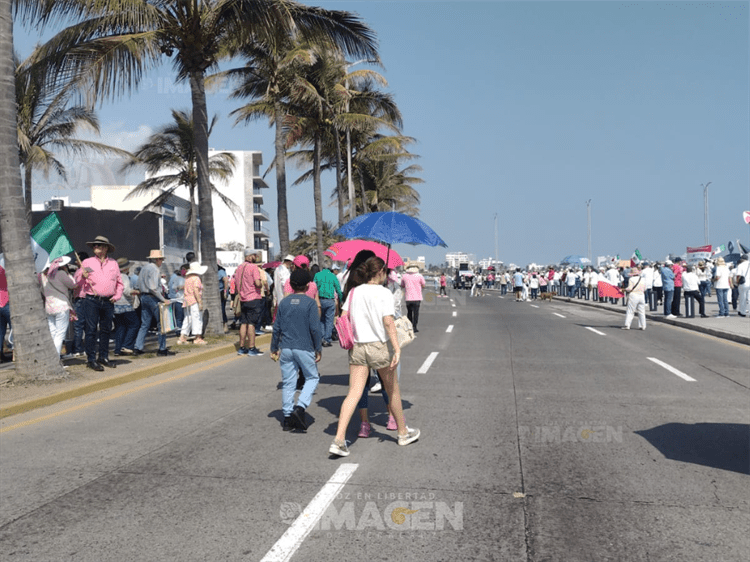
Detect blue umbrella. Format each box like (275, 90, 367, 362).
(333, 212, 447, 247)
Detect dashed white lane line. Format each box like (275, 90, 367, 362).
(647, 357, 697, 382)
(553, 313, 566, 318)
(530, 304, 539, 308)
(585, 327, 606, 336)
(451, 303, 456, 307)
(261, 463, 358, 562)
(452, 311, 457, 317)
(446, 325, 454, 333)
(417, 352, 440, 374)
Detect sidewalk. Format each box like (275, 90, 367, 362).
(0, 331, 273, 419)
(539, 291, 750, 346)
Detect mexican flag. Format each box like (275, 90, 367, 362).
(630, 248, 643, 267)
(0, 213, 75, 272)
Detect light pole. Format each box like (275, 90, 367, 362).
(701, 182, 711, 246)
(494, 212, 498, 266)
(586, 199, 592, 263)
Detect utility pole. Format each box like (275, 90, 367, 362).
(701, 182, 711, 246)
(494, 213, 498, 266)
(586, 199, 592, 263)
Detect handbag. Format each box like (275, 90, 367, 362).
(232, 264, 246, 316)
(335, 288, 355, 350)
(394, 316, 415, 348)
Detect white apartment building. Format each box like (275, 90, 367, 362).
(445, 252, 470, 269)
(89, 150, 271, 260)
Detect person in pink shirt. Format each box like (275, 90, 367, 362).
(76, 236, 123, 371)
(671, 258, 685, 316)
(401, 265, 426, 332)
(177, 262, 208, 345)
(235, 248, 263, 356)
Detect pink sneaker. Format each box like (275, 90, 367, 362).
(358, 421, 371, 438)
(386, 415, 397, 431)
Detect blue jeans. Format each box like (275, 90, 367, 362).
(73, 299, 86, 353)
(663, 290, 674, 316)
(320, 298, 336, 343)
(0, 303, 10, 357)
(716, 288, 729, 316)
(136, 294, 167, 351)
(280, 348, 319, 416)
(83, 296, 114, 362)
(114, 310, 140, 353)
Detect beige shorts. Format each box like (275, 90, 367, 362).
(349, 341, 394, 369)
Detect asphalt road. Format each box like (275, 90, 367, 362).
(1, 290, 748, 561)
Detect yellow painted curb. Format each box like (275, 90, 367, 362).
(0, 333, 271, 420)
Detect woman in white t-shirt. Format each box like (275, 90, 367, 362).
(329, 256, 420, 457)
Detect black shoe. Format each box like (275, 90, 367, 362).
(321, 341, 332, 347)
(282, 417, 294, 432)
(157, 349, 176, 356)
(739, 312, 747, 317)
(413, 328, 419, 333)
(291, 406, 308, 431)
(97, 358, 117, 368)
(87, 361, 104, 372)
(133, 349, 145, 356)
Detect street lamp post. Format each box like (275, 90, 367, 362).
(586, 199, 592, 263)
(494, 212, 498, 266)
(701, 182, 712, 246)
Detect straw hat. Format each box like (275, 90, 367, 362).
(117, 257, 131, 270)
(147, 249, 165, 260)
(185, 262, 208, 276)
(86, 235, 115, 253)
(406, 265, 420, 273)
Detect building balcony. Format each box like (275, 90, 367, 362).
(253, 207, 270, 221)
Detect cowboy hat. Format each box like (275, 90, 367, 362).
(86, 235, 115, 253)
(117, 257, 131, 270)
(186, 262, 208, 276)
(147, 249, 165, 260)
(406, 265, 420, 273)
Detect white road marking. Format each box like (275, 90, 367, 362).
(530, 304, 539, 308)
(498, 296, 504, 299)
(452, 311, 457, 317)
(446, 325, 454, 333)
(585, 327, 606, 336)
(261, 463, 359, 562)
(451, 303, 456, 307)
(417, 352, 440, 374)
(553, 313, 566, 318)
(647, 357, 697, 382)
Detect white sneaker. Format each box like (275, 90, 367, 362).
(371, 381, 382, 393)
(666, 314, 676, 319)
(329, 440, 350, 457)
(398, 428, 420, 446)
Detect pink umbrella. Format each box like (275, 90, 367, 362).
(324, 240, 404, 268)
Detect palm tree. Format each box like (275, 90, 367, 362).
(288, 221, 339, 260)
(16, 46, 132, 226)
(120, 109, 239, 256)
(0, 0, 65, 379)
(217, 35, 317, 259)
(37, 0, 378, 336)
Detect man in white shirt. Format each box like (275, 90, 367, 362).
(734, 255, 750, 316)
(273, 255, 294, 316)
(682, 265, 705, 317)
(640, 262, 655, 311)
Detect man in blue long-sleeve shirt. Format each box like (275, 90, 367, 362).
(270, 268, 322, 431)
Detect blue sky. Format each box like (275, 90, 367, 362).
(16, 1, 750, 267)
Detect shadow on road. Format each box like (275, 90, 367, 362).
(635, 422, 750, 475)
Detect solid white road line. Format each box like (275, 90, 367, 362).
(585, 327, 606, 336)
(553, 313, 566, 318)
(417, 352, 440, 374)
(446, 325, 454, 333)
(452, 311, 457, 317)
(261, 463, 359, 562)
(647, 357, 697, 382)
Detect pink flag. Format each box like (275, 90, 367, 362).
(598, 281, 623, 299)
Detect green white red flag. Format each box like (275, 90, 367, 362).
(0, 213, 75, 272)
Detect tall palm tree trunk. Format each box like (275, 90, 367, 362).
(313, 130, 324, 264)
(334, 132, 344, 226)
(189, 195, 199, 260)
(23, 164, 33, 228)
(274, 102, 290, 258)
(189, 70, 222, 336)
(0, 1, 64, 380)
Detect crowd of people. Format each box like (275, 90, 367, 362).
(491, 255, 750, 320)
